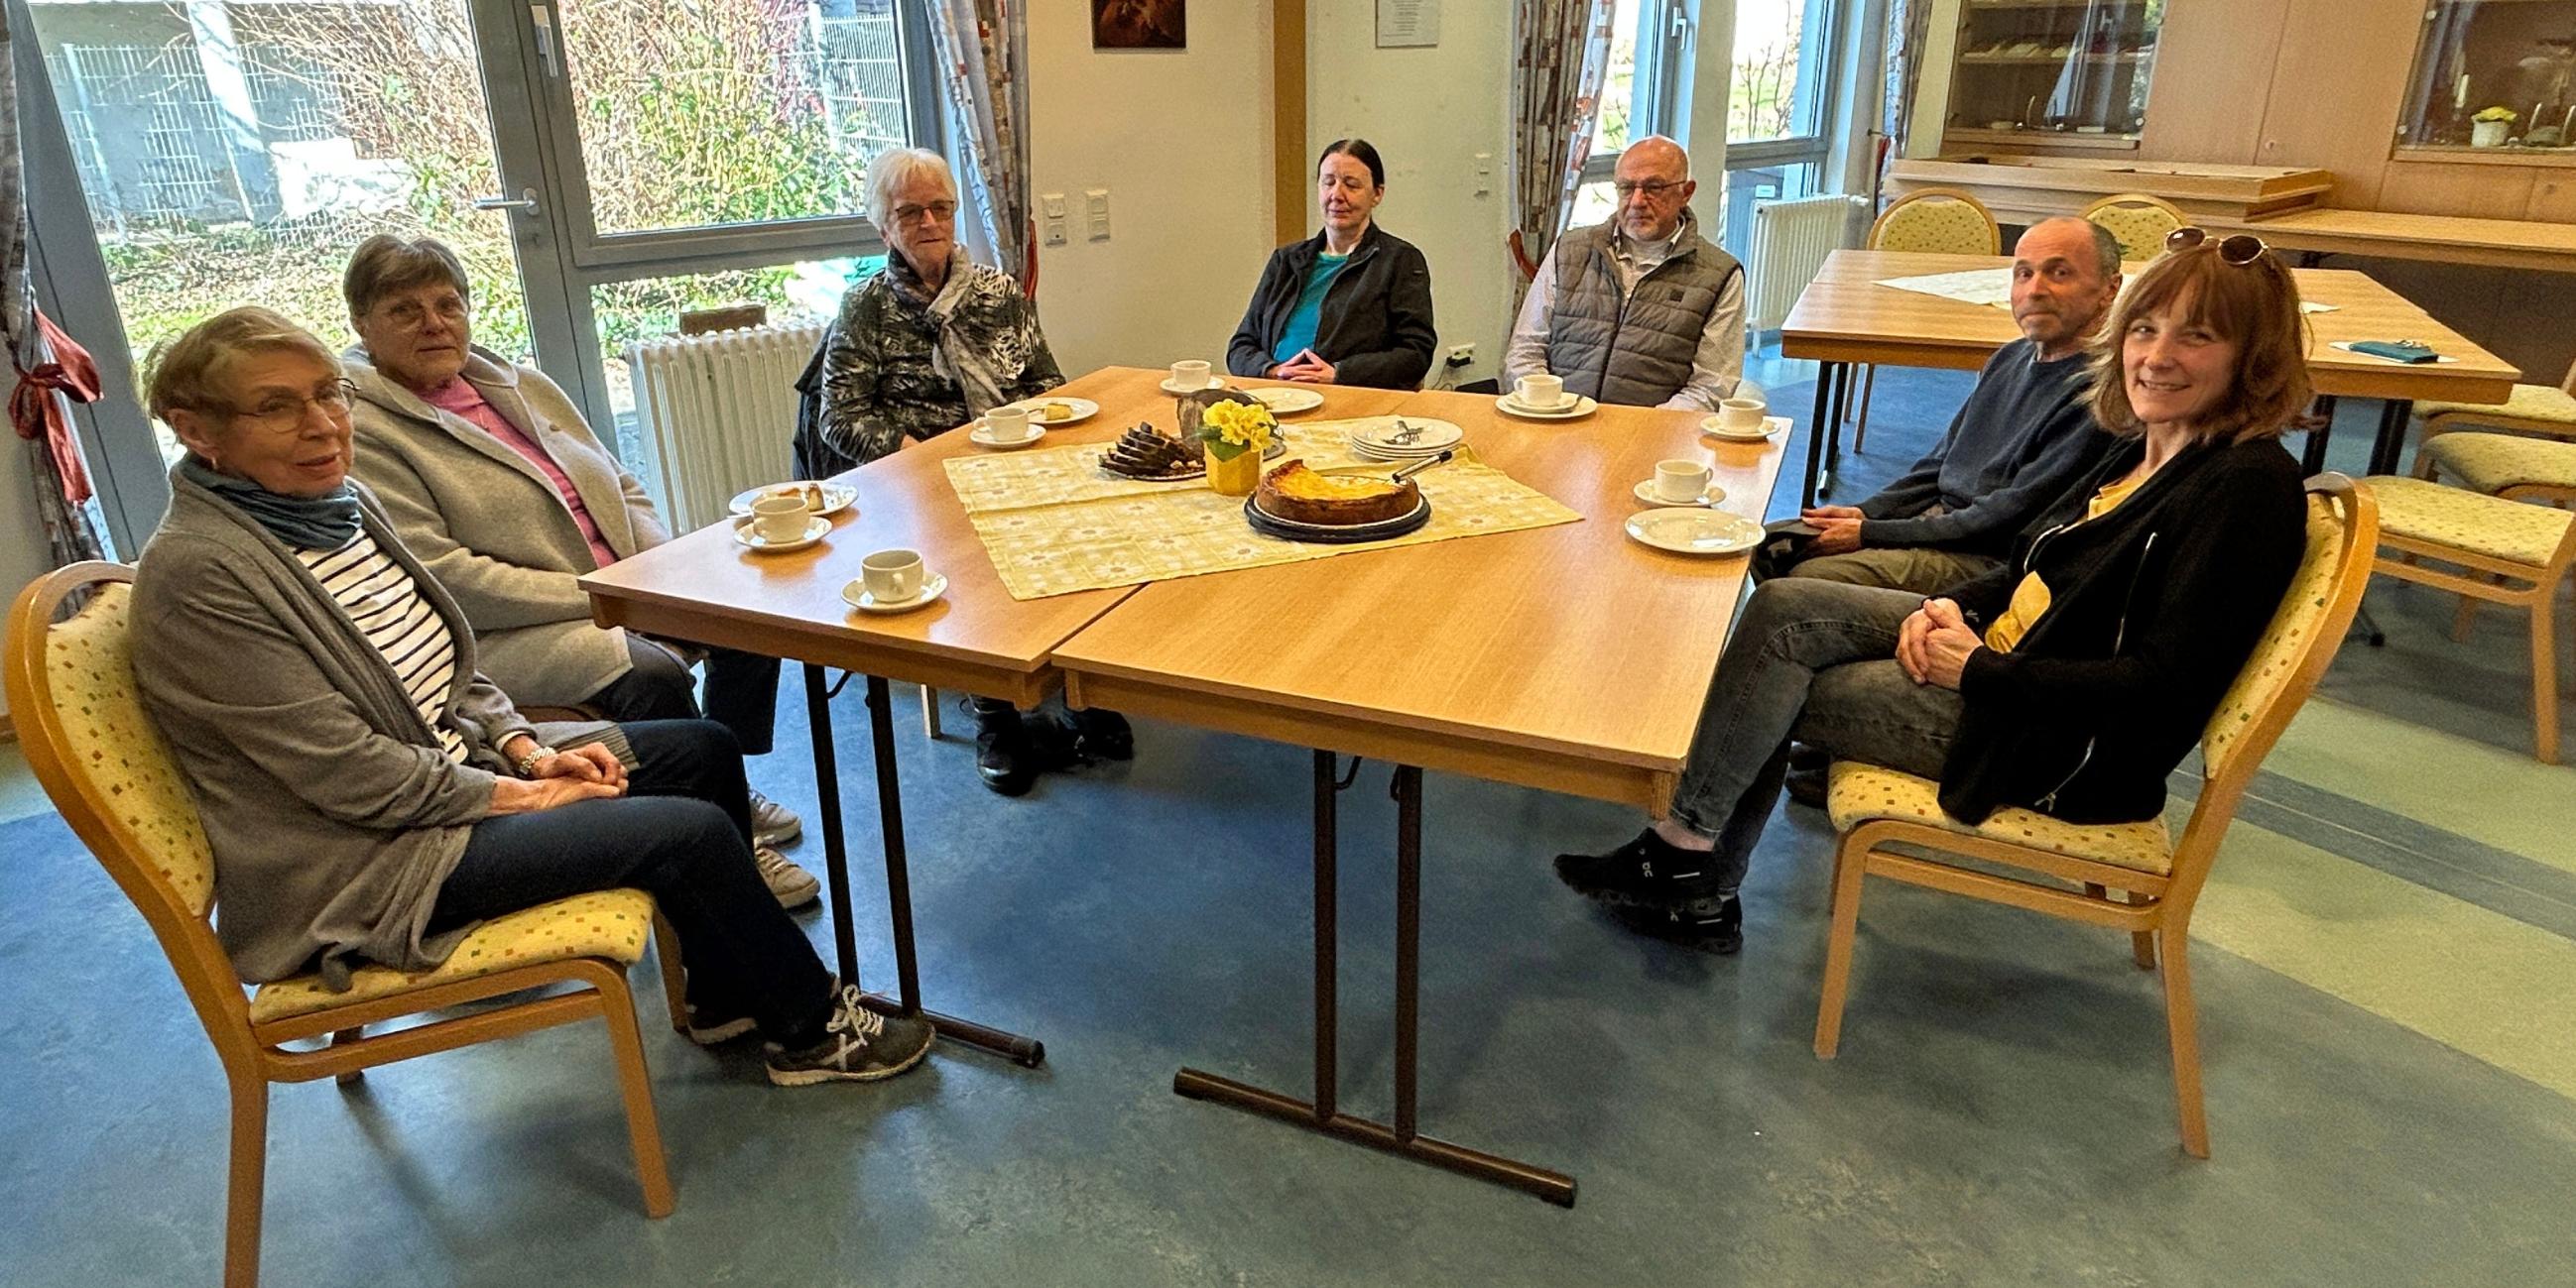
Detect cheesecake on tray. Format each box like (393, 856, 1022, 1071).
(1254, 459, 1420, 526)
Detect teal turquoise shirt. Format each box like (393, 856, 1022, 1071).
(1270, 251, 1352, 366)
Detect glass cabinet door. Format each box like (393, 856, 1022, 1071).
(1944, 0, 2163, 150)
(2399, 1, 2576, 158)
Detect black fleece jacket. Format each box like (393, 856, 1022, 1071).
(1936, 433, 2307, 826)
(1226, 223, 1437, 390)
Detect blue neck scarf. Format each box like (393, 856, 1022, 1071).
(181, 456, 363, 550)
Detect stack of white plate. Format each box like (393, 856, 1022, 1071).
(1349, 417, 1463, 462)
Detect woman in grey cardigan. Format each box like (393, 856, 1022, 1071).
(130, 307, 930, 1087)
(335, 234, 809, 889)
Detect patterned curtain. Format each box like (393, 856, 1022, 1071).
(925, 0, 1034, 293)
(3, 5, 108, 568)
(1507, 0, 1615, 309)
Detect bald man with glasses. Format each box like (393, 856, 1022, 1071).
(1503, 136, 1749, 411)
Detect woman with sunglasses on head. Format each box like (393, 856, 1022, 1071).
(1226, 138, 1437, 389)
(1554, 230, 2311, 954)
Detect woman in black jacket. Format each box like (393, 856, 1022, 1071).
(1556, 231, 2311, 954)
(1226, 139, 1437, 390)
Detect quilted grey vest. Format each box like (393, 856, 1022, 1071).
(1542, 221, 1742, 408)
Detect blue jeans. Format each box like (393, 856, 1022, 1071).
(1667, 578, 1967, 891)
(429, 719, 833, 1042)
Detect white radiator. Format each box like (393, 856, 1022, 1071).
(1746, 194, 1864, 332)
(625, 322, 824, 532)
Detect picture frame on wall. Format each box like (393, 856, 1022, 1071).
(1093, 0, 1184, 50)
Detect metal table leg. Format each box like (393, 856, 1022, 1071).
(2368, 399, 2414, 478)
(1171, 755, 1578, 1207)
(1802, 361, 1837, 509)
(802, 664, 1045, 1067)
(2301, 396, 2337, 475)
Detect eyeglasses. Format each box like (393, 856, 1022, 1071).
(378, 294, 469, 332)
(892, 199, 958, 225)
(217, 379, 358, 435)
(2165, 227, 2269, 266)
(1612, 179, 1686, 200)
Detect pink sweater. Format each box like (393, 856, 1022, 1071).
(423, 378, 620, 569)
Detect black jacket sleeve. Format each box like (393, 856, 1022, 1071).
(1330, 242, 1438, 390)
(1228, 249, 1296, 377)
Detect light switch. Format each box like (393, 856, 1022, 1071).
(1042, 192, 1067, 218)
(1473, 152, 1493, 196)
(1085, 187, 1109, 215)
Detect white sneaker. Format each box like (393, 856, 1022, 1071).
(755, 846, 820, 909)
(750, 790, 802, 849)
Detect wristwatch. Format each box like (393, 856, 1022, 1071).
(513, 744, 558, 778)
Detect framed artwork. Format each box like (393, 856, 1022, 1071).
(1093, 0, 1184, 49)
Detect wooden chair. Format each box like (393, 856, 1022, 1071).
(1813, 475, 2378, 1158)
(5, 562, 685, 1288)
(1848, 187, 2003, 449)
(2080, 191, 2189, 260)
(2367, 468, 2576, 762)
(2413, 355, 2576, 485)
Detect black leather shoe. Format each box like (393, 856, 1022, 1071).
(1553, 830, 1719, 907)
(972, 710, 1038, 797)
(1073, 708, 1134, 761)
(1782, 762, 1829, 809)
(1611, 889, 1745, 955)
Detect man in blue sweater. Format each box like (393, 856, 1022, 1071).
(1761, 216, 2123, 591)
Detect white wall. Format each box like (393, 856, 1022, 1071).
(1022, 5, 1281, 376)
(1304, 8, 1514, 392)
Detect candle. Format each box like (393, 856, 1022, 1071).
(2456, 72, 2470, 111)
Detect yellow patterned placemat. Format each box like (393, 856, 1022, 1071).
(941, 419, 1582, 600)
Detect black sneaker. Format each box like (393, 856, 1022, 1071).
(1611, 889, 1745, 955)
(683, 1000, 758, 1047)
(1782, 762, 1829, 809)
(971, 705, 1038, 796)
(765, 986, 936, 1086)
(1072, 708, 1134, 761)
(1553, 830, 1719, 907)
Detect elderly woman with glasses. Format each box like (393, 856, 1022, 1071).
(128, 306, 934, 1086)
(804, 146, 1121, 798)
(335, 235, 817, 908)
(1554, 234, 2310, 954)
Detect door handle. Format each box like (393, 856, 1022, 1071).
(473, 189, 542, 215)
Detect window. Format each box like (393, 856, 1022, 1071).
(1573, 0, 1690, 219)
(1716, 0, 1841, 267)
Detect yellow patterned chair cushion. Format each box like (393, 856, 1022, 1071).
(248, 888, 657, 1023)
(2414, 382, 2576, 429)
(1871, 197, 1998, 255)
(2372, 475, 2576, 568)
(2201, 494, 2349, 779)
(42, 584, 218, 917)
(2424, 432, 2576, 496)
(1825, 762, 2173, 876)
(2086, 204, 2184, 261)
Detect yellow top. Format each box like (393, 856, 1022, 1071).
(1983, 469, 2147, 653)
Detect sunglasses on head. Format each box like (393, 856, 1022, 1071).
(2165, 226, 2269, 266)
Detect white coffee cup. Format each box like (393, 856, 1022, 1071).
(862, 548, 925, 602)
(1170, 359, 1213, 390)
(750, 492, 809, 543)
(1655, 459, 1713, 504)
(1516, 373, 1567, 409)
(1719, 395, 1769, 431)
(983, 406, 1036, 442)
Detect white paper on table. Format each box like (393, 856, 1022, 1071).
(2327, 341, 2459, 365)
(2299, 301, 2338, 313)
(1875, 269, 2014, 308)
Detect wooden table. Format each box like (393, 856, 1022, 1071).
(1053, 390, 1790, 1205)
(2235, 208, 2576, 276)
(577, 367, 1412, 1064)
(1779, 250, 2522, 504)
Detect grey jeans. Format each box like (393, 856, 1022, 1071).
(1667, 578, 1968, 890)
(1767, 543, 2001, 595)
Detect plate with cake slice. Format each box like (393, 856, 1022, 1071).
(1000, 395, 1099, 427)
(1245, 459, 1432, 542)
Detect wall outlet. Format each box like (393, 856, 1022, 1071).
(1445, 343, 1475, 367)
(1043, 219, 1067, 246)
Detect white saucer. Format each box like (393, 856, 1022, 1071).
(1161, 376, 1227, 395)
(843, 572, 948, 614)
(733, 515, 830, 553)
(1351, 418, 1465, 453)
(969, 422, 1047, 449)
(1250, 386, 1324, 414)
(728, 482, 856, 519)
(1624, 508, 1763, 556)
(1001, 396, 1099, 426)
(1702, 413, 1788, 442)
(1498, 394, 1598, 420)
(1632, 479, 1728, 508)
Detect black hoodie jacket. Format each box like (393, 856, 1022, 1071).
(1226, 223, 1437, 390)
(1937, 433, 2307, 825)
